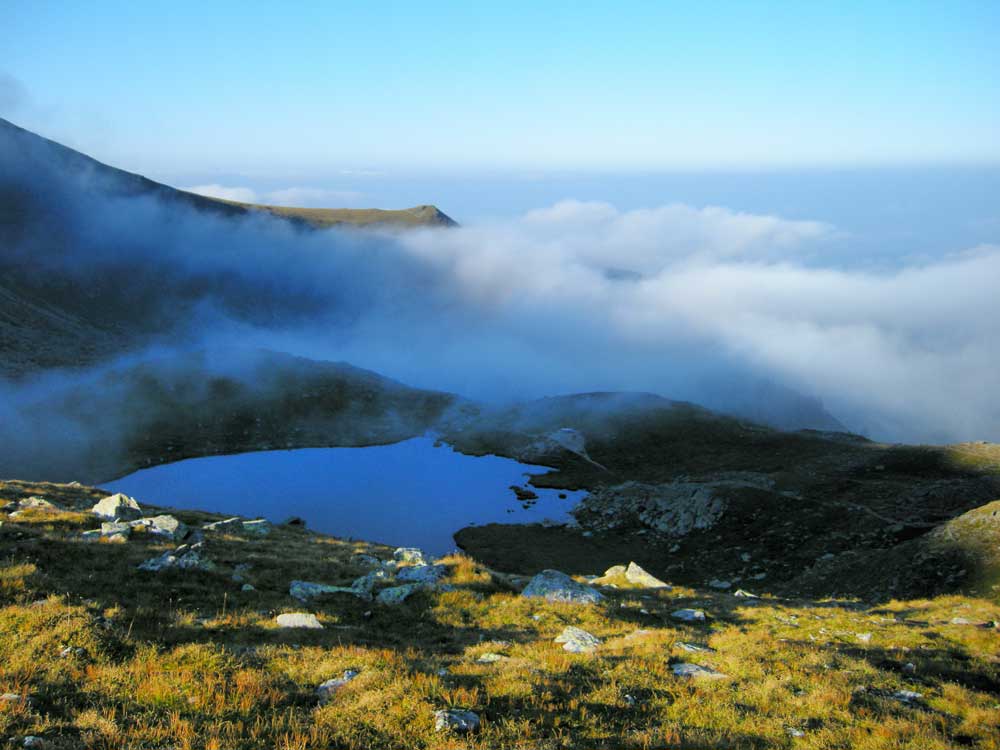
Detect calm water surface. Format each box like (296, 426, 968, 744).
(105, 437, 586, 556)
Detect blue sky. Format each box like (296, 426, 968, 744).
(2, 0, 998, 180)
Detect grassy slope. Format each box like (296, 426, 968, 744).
(203, 199, 458, 229)
(1, 480, 999, 749)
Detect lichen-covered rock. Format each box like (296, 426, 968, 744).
(396, 564, 447, 584)
(91, 493, 142, 521)
(521, 569, 604, 604)
(555, 626, 601, 653)
(132, 514, 188, 541)
(316, 669, 359, 704)
(671, 608, 707, 622)
(19, 496, 63, 511)
(393, 547, 426, 565)
(434, 708, 480, 733)
(376, 583, 421, 605)
(100, 521, 131, 542)
(672, 662, 727, 679)
(242, 519, 272, 536)
(138, 543, 215, 572)
(275, 612, 323, 629)
(625, 561, 669, 588)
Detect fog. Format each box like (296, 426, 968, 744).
(2, 117, 999, 480)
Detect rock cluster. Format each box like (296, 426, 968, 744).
(573, 474, 774, 536)
(521, 569, 604, 604)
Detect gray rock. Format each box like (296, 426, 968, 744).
(22, 738, 47, 749)
(316, 669, 359, 704)
(242, 519, 272, 536)
(476, 652, 508, 664)
(100, 521, 131, 543)
(555, 625, 601, 653)
(241, 584, 255, 592)
(290, 579, 370, 602)
(138, 543, 215, 572)
(352, 553, 384, 569)
(276, 612, 323, 629)
(434, 708, 480, 733)
(708, 579, 732, 590)
(672, 662, 728, 679)
(671, 608, 707, 622)
(396, 564, 447, 584)
(677, 642, 715, 653)
(393, 547, 426, 565)
(733, 589, 759, 598)
(203, 517, 243, 533)
(91, 493, 142, 521)
(625, 561, 669, 588)
(142, 514, 188, 541)
(521, 570, 604, 604)
(79, 529, 102, 542)
(376, 584, 421, 606)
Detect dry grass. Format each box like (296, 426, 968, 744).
(1, 485, 998, 749)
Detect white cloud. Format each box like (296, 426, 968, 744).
(183, 184, 258, 203)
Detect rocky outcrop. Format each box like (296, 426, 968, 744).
(138, 543, 215, 572)
(434, 709, 480, 733)
(275, 612, 323, 629)
(521, 569, 604, 604)
(555, 626, 600, 653)
(573, 474, 774, 536)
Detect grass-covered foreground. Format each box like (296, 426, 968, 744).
(1, 480, 998, 749)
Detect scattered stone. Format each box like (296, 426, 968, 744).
(555, 626, 601, 653)
(892, 690, 924, 703)
(856, 632, 873, 644)
(476, 652, 508, 664)
(290, 578, 374, 602)
(276, 612, 323, 629)
(950, 617, 977, 625)
(376, 584, 421, 606)
(100, 521, 131, 542)
(316, 669, 359, 704)
(203, 517, 243, 533)
(671, 608, 707, 622)
(59, 646, 85, 658)
(79, 530, 102, 542)
(0, 692, 30, 705)
(138, 543, 216, 572)
(91, 493, 142, 521)
(708, 579, 732, 590)
(393, 547, 426, 565)
(625, 561, 669, 588)
(787, 727, 806, 738)
(672, 662, 728, 679)
(396, 564, 447, 584)
(733, 589, 759, 598)
(677, 642, 715, 653)
(521, 569, 604, 604)
(434, 708, 480, 733)
(22, 738, 47, 749)
(241, 584, 255, 592)
(352, 553, 384, 568)
(242, 519, 272, 536)
(231, 563, 252, 583)
(138, 514, 188, 541)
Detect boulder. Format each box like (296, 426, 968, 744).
(316, 669, 359, 704)
(521, 569, 604, 604)
(134, 514, 188, 541)
(100, 521, 131, 543)
(276, 612, 323, 629)
(91, 493, 142, 521)
(476, 652, 508, 664)
(672, 662, 728, 679)
(290, 578, 372, 602)
(677, 642, 715, 653)
(393, 547, 426, 565)
(434, 708, 480, 733)
(625, 561, 670, 588)
(671, 608, 707, 622)
(376, 584, 421, 606)
(242, 519, 272, 536)
(396, 564, 447, 584)
(554, 626, 601, 653)
(138, 543, 215, 572)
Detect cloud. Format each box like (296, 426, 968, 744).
(182, 183, 258, 203)
(0, 72, 29, 115)
(181, 184, 364, 207)
(3, 123, 999, 448)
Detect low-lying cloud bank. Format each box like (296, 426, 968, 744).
(2, 120, 998, 448)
